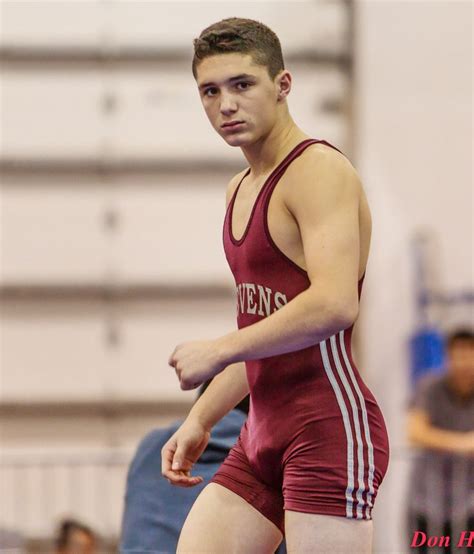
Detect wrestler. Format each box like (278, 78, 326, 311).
(163, 18, 390, 553)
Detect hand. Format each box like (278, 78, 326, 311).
(161, 418, 211, 487)
(168, 339, 227, 390)
(455, 431, 474, 456)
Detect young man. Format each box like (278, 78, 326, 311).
(163, 18, 390, 553)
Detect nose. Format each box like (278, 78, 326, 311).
(219, 92, 238, 116)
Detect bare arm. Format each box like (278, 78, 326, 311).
(187, 361, 249, 431)
(407, 408, 474, 455)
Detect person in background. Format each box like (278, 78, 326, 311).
(119, 379, 287, 554)
(406, 328, 474, 553)
(54, 518, 97, 554)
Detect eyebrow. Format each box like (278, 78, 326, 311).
(198, 73, 256, 90)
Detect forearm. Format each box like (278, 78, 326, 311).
(216, 286, 355, 364)
(409, 425, 470, 453)
(187, 361, 249, 431)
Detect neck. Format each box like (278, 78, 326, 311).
(240, 112, 310, 177)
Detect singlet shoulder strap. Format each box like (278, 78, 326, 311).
(227, 167, 251, 209)
(268, 138, 345, 185)
(258, 138, 345, 207)
(228, 138, 345, 219)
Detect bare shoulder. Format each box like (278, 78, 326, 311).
(225, 168, 249, 208)
(283, 142, 362, 211)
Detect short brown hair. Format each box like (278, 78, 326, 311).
(192, 17, 285, 80)
(55, 518, 96, 550)
(447, 328, 474, 349)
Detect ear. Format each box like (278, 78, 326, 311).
(276, 70, 292, 101)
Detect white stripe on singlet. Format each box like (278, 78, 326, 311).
(339, 329, 375, 518)
(329, 334, 366, 519)
(320, 339, 355, 518)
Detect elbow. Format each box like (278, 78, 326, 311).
(332, 299, 359, 331)
(306, 287, 359, 334)
(310, 298, 359, 335)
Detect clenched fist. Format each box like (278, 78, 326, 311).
(168, 339, 227, 390)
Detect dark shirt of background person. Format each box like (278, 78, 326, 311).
(120, 378, 287, 554)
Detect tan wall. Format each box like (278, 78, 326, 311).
(355, 1, 472, 552)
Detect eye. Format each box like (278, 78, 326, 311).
(236, 82, 251, 91)
(203, 87, 218, 97)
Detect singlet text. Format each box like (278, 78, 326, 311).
(236, 283, 288, 317)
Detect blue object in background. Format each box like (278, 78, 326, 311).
(409, 327, 446, 388)
(120, 409, 287, 554)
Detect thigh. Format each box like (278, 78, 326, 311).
(284, 510, 373, 554)
(177, 483, 283, 554)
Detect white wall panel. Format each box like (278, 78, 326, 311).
(0, 71, 105, 159)
(0, 176, 236, 284)
(0, 304, 110, 401)
(0, 297, 236, 402)
(0, 1, 106, 47)
(290, 65, 349, 151)
(1, 1, 348, 55)
(113, 175, 234, 283)
(0, 414, 182, 449)
(114, 297, 236, 400)
(111, 1, 348, 53)
(0, 182, 110, 283)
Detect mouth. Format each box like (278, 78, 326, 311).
(221, 120, 245, 130)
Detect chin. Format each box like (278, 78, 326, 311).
(222, 137, 249, 146)
(221, 132, 255, 148)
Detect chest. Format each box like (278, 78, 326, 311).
(230, 175, 305, 269)
(428, 389, 474, 432)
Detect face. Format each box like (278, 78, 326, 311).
(447, 340, 474, 395)
(195, 53, 290, 147)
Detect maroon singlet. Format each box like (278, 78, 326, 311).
(210, 139, 390, 534)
